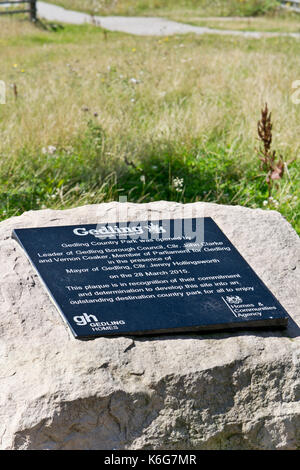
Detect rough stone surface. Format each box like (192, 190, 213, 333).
(0, 201, 300, 450)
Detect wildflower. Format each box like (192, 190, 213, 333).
(42, 145, 57, 155)
(140, 175, 146, 184)
(264, 196, 279, 209)
(173, 177, 184, 192)
(257, 103, 294, 197)
(129, 78, 140, 85)
(132, 48, 136, 52)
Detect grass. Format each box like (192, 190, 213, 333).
(48, 0, 300, 34)
(51, 0, 281, 17)
(0, 14, 300, 235)
(2, 0, 294, 34)
(177, 14, 300, 33)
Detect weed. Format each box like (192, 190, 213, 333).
(257, 103, 293, 198)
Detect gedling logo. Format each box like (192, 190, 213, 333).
(73, 312, 98, 326)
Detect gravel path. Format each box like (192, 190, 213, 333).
(3, 1, 300, 39)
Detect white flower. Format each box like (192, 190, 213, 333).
(263, 200, 268, 206)
(173, 177, 184, 192)
(129, 78, 140, 84)
(42, 145, 57, 155)
(140, 175, 146, 184)
(48, 145, 57, 154)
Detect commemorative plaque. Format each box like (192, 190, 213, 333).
(12, 217, 288, 339)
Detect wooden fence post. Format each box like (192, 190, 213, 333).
(29, 0, 36, 22)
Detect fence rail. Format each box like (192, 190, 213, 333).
(0, 0, 36, 21)
(281, 0, 300, 12)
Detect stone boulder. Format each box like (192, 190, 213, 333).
(0, 201, 299, 450)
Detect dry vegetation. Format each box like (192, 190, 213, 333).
(0, 11, 299, 231)
(177, 15, 300, 33)
(52, 0, 280, 17)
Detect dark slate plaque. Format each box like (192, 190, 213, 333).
(12, 217, 288, 339)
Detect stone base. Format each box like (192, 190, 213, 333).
(1, 201, 299, 450)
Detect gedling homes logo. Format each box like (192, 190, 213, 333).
(73, 313, 125, 332)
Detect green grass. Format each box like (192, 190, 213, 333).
(0, 17, 300, 235)
(51, 0, 281, 17)
(178, 14, 300, 33)
(45, 1, 300, 34)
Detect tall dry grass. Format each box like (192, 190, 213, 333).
(1, 22, 300, 160)
(52, 0, 280, 17)
(0, 17, 299, 231)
